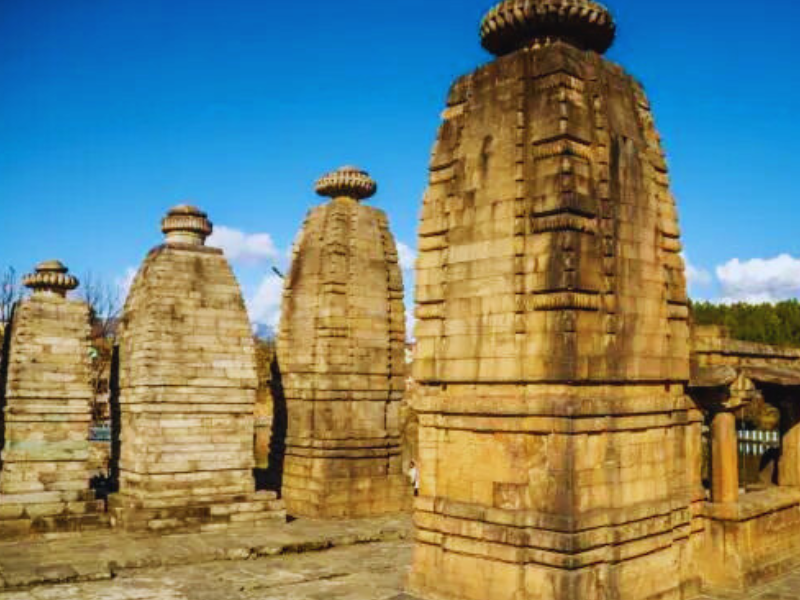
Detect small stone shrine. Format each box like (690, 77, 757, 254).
(408, 1, 699, 599)
(0, 261, 104, 537)
(277, 166, 407, 517)
(689, 326, 800, 591)
(108, 205, 285, 532)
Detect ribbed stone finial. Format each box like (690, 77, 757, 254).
(480, 0, 616, 57)
(315, 166, 377, 201)
(161, 204, 213, 246)
(23, 260, 79, 297)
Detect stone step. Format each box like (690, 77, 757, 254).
(108, 492, 287, 533)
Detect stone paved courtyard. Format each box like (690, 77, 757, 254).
(0, 515, 798, 600)
(1, 538, 800, 600)
(0, 516, 408, 592)
(0, 541, 412, 600)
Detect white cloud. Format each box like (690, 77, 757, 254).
(208, 226, 279, 266)
(397, 242, 417, 271)
(716, 254, 800, 303)
(247, 273, 284, 330)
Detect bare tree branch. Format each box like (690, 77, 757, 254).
(0, 266, 22, 327)
(79, 271, 123, 341)
(78, 272, 124, 418)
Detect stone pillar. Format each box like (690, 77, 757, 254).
(277, 167, 407, 518)
(779, 401, 800, 486)
(711, 410, 739, 503)
(0, 261, 104, 538)
(108, 205, 285, 532)
(407, 2, 699, 599)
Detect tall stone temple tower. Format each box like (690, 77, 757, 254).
(109, 205, 285, 532)
(0, 261, 104, 537)
(409, 2, 699, 599)
(277, 166, 407, 518)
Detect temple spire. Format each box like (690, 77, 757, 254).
(480, 0, 616, 57)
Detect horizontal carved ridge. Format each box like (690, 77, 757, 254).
(530, 214, 597, 234)
(528, 292, 601, 312)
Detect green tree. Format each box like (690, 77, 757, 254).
(689, 300, 800, 348)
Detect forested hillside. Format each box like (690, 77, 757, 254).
(691, 300, 800, 348)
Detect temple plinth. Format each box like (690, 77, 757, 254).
(407, 1, 699, 598)
(108, 205, 285, 532)
(277, 166, 407, 518)
(0, 261, 105, 538)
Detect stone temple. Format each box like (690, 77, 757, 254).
(108, 205, 285, 532)
(4, 4, 800, 599)
(0, 261, 104, 537)
(409, 1, 697, 599)
(277, 166, 407, 518)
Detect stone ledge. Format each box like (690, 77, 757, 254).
(702, 487, 800, 523)
(415, 494, 693, 533)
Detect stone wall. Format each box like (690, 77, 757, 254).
(692, 325, 800, 372)
(691, 326, 800, 415)
(701, 489, 800, 592)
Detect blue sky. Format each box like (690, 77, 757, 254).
(1, 0, 799, 328)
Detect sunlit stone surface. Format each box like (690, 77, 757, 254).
(109, 205, 285, 532)
(408, 1, 699, 598)
(0, 261, 104, 538)
(277, 167, 408, 518)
